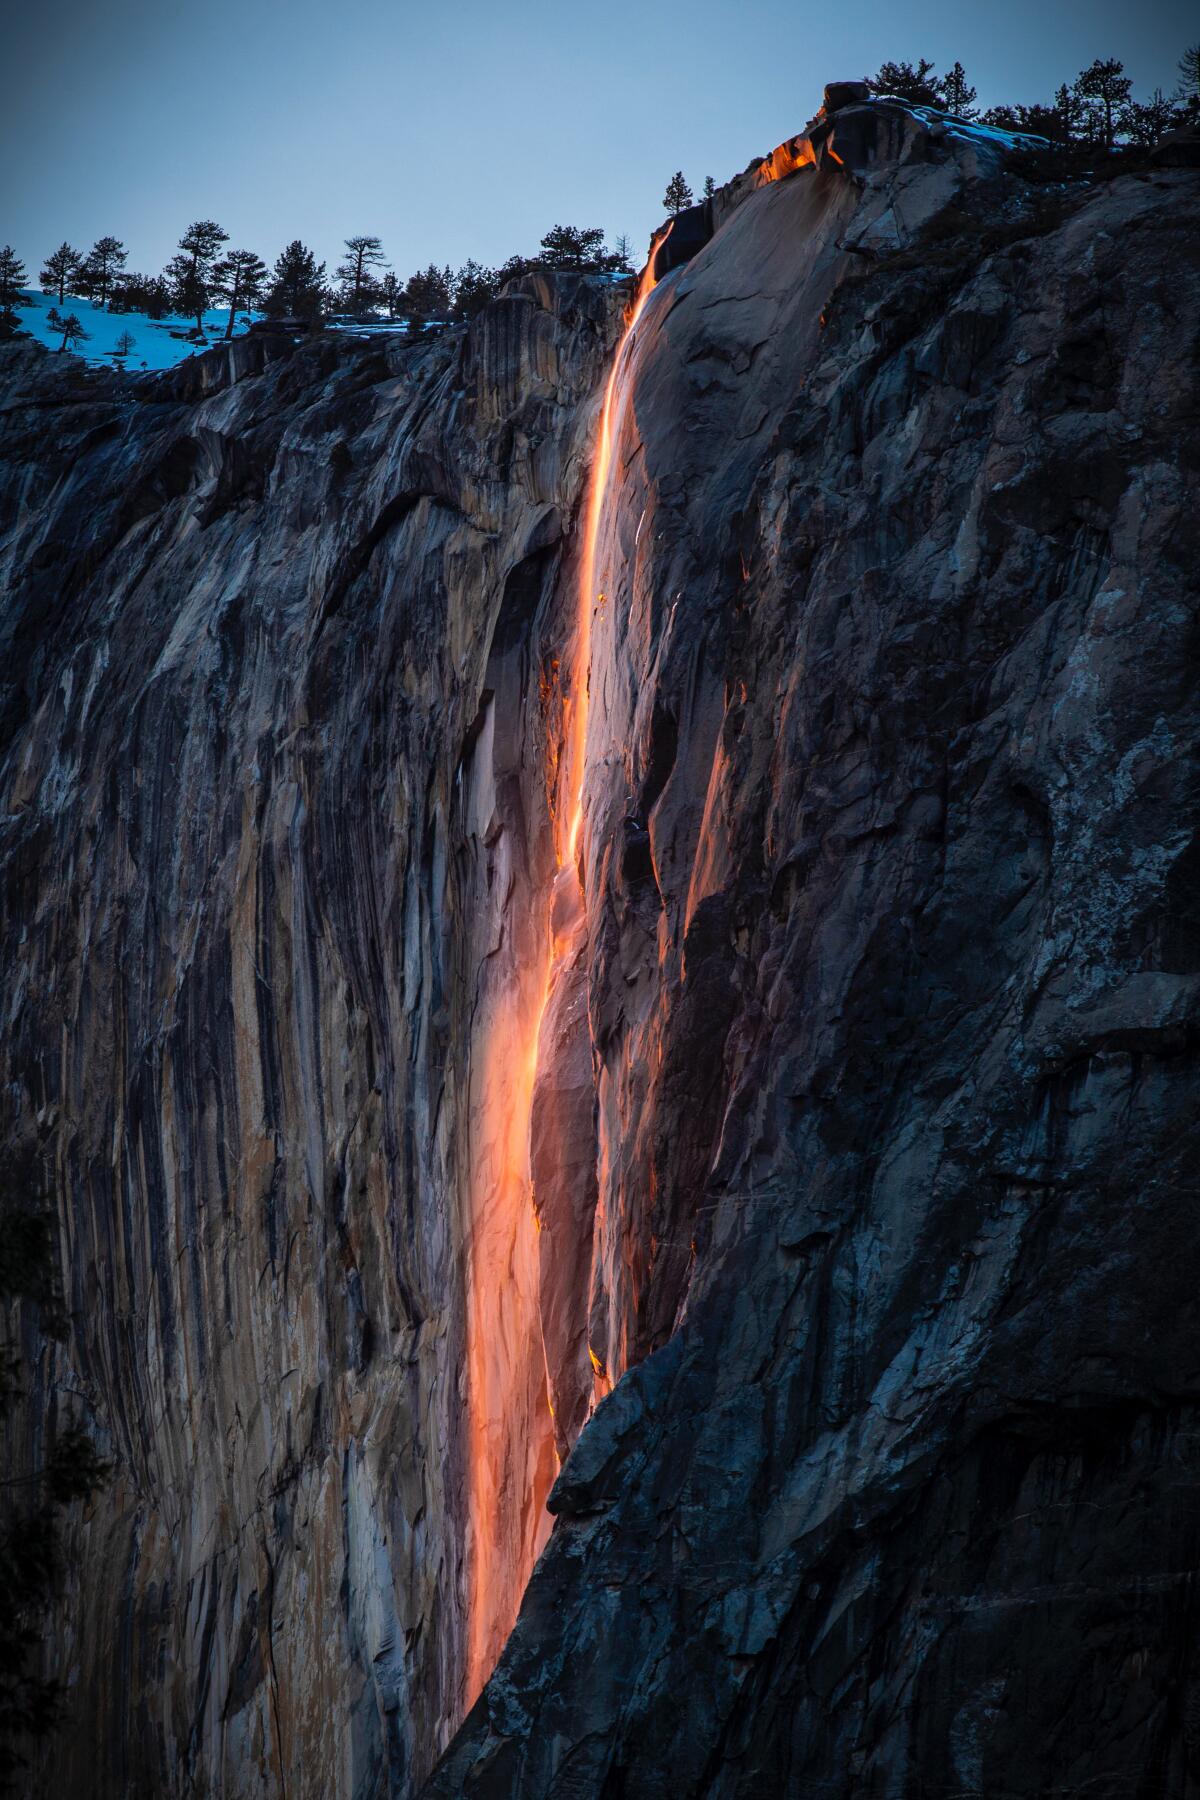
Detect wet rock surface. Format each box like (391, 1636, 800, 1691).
(2, 102, 1198, 1799)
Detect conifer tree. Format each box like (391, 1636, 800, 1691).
(497, 253, 538, 285)
(978, 102, 1014, 131)
(0, 246, 26, 338)
(178, 219, 229, 269)
(662, 171, 694, 215)
(336, 235, 387, 314)
(39, 244, 84, 305)
(111, 273, 172, 318)
(113, 329, 137, 357)
(0, 246, 25, 313)
(401, 264, 454, 326)
(1053, 82, 1088, 143)
(264, 240, 326, 321)
(164, 256, 207, 332)
(451, 261, 499, 321)
(166, 220, 229, 331)
(539, 224, 605, 268)
(1122, 88, 1181, 146)
(981, 99, 1065, 140)
(702, 175, 716, 198)
(81, 236, 126, 308)
(941, 60, 978, 117)
(45, 307, 89, 353)
(1074, 57, 1133, 148)
(210, 249, 268, 338)
(865, 59, 943, 106)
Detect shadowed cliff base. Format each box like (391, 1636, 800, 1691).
(0, 89, 1197, 1800)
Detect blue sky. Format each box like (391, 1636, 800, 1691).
(3, 0, 1192, 283)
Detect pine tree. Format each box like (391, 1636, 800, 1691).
(264, 240, 327, 321)
(702, 175, 716, 198)
(865, 59, 944, 106)
(335, 235, 387, 315)
(178, 219, 229, 267)
(982, 99, 1066, 141)
(402, 264, 454, 327)
(168, 220, 229, 331)
(451, 260, 499, 321)
(980, 104, 1018, 130)
(39, 243, 84, 305)
(210, 249, 268, 339)
(1074, 57, 1133, 148)
(81, 236, 126, 308)
(164, 256, 206, 332)
(497, 253, 537, 286)
(662, 171, 694, 215)
(1122, 88, 1183, 146)
(942, 61, 978, 118)
(381, 272, 401, 319)
(538, 224, 606, 268)
(113, 329, 137, 357)
(610, 234, 634, 272)
(0, 245, 26, 313)
(112, 273, 172, 318)
(0, 246, 25, 339)
(1053, 83, 1088, 143)
(45, 307, 89, 353)
(1020, 102, 1069, 140)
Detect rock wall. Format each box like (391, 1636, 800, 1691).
(428, 118, 1200, 1796)
(2, 98, 1198, 1799)
(0, 270, 624, 1797)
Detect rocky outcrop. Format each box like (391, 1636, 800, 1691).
(1152, 122, 1200, 167)
(2, 96, 1198, 1799)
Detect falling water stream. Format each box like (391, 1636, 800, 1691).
(463, 228, 672, 1705)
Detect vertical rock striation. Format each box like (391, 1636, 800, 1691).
(427, 109, 1200, 1797)
(1, 96, 1198, 1798)
(0, 275, 624, 1796)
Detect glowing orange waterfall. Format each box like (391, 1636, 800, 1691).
(463, 227, 671, 1710)
(565, 225, 672, 870)
(463, 937, 555, 1706)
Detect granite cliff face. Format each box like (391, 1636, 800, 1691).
(2, 97, 1198, 1799)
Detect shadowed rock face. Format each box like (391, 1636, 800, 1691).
(1, 101, 1198, 1800)
(0, 272, 625, 1799)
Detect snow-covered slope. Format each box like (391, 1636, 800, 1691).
(13, 290, 257, 370)
(874, 95, 1051, 150)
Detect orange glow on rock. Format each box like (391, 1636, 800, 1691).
(565, 223, 672, 871)
(754, 135, 817, 187)
(588, 1344, 612, 1399)
(463, 952, 557, 1706)
(463, 229, 672, 1711)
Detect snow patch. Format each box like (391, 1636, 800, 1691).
(12, 290, 259, 371)
(872, 96, 1051, 153)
